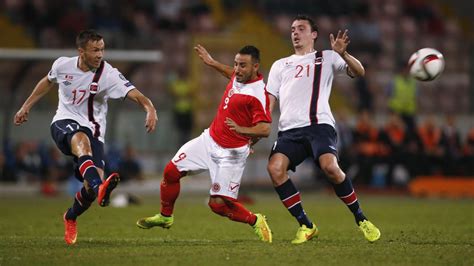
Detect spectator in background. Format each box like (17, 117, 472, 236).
(47, 146, 74, 183)
(40, 146, 73, 196)
(345, 1, 382, 54)
(440, 115, 462, 175)
(461, 128, 474, 175)
(334, 111, 355, 173)
(352, 111, 387, 184)
(105, 144, 122, 175)
(0, 152, 15, 182)
(417, 117, 444, 174)
(355, 64, 374, 113)
(15, 142, 44, 184)
(387, 63, 418, 134)
(118, 145, 143, 182)
(169, 68, 194, 145)
(1, 141, 17, 182)
(379, 113, 411, 186)
(404, 0, 445, 35)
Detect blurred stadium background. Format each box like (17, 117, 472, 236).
(0, 0, 473, 197)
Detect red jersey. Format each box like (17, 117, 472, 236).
(210, 73, 272, 148)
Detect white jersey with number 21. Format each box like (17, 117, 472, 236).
(267, 50, 349, 132)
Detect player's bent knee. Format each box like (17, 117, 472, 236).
(267, 161, 284, 178)
(267, 163, 287, 186)
(322, 163, 344, 183)
(163, 161, 185, 184)
(71, 131, 93, 156)
(208, 196, 228, 216)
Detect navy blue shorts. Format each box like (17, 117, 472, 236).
(269, 124, 338, 171)
(50, 119, 104, 181)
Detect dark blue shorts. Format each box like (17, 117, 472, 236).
(269, 124, 338, 171)
(50, 119, 104, 181)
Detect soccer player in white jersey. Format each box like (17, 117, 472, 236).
(13, 30, 158, 245)
(136, 45, 273, 243)
(266, 15, 381, 244)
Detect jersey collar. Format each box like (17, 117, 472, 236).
(243, 73, 263, 84)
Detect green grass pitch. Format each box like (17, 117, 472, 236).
(0, 192, 472, 265)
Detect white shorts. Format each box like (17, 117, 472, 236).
(171, 129, 250, 199)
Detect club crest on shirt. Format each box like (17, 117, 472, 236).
(212, 182, 221, 192)
(228, 88, 236, 98)
(223, 88, 237, 110)
(89, 82, 99, 94)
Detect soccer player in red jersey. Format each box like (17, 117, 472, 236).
(137, 45, 272, 243)
(266, 15, 381, 244)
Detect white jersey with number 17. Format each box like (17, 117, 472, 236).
(267, 50, 349, 132)
(48, 56, 135, 143)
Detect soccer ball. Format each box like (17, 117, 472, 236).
(408, 48, 445, 81)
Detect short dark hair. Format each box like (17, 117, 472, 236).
(76, 29, 103, 49)
(294, 15, 318, 33)
(238, 45, 260, 63)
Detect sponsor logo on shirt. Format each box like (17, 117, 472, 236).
(228, 182, 240, 192)
(65, 74, 74, 80)
(124, 81, 133, 87)
(63, 81, 71, 86)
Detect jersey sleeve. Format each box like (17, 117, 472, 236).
(328, 50, 348, 76)
(266, 60, 282, 99)
(47, 57, 67, 83)
(105, 67, 136, 99)
(249, 93, 272, 124)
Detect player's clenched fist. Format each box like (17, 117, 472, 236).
(14, 108, 29, 125)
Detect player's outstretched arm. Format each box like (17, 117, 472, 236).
(126, 89, 158, 133)
(225, 118, 271, 138)
(330, 30, 365, 77)
(194, 44, 233, 79)
(14, 75, 54, 125)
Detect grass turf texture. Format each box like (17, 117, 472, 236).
(0, 193, 472, 266)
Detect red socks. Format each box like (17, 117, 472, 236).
(208, 195, 257, 225)
(160, 162, 185, 216)
(160, 161, 256, 226)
